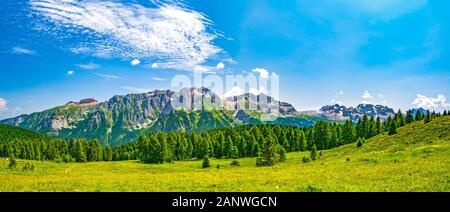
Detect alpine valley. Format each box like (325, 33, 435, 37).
(0, 87, 398, 147)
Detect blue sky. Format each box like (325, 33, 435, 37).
(1, 0, 450, 119)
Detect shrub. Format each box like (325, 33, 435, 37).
(22, 162, 35, 171)
(8, 158, 17, 169)
(356, 138, 364, 148)
(302, 156, 310, 163)
(276, 145, 286, 162)
(202, 156, 211, 168)
(231, 160, 240, 166)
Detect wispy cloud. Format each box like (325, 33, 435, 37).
(216, 62, 225, 70)
(94, 72, 120, 80)
(0, 98, 7, 111)
(11, 47, 37, 55)
(122, 86, 151, 93)
(362, 90, 374, 104)
(77, 62, 99, 70)
(30, 0, 223, 72)
(131, 59, 141, 66)
(152, 77, 166, 82)
(67, 70, 74, 75)
(412, 94, 450, 109)
(251, 68, 270, 79)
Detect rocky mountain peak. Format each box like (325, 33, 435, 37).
(65, 98, 98, 107)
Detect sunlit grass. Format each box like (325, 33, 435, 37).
(1, 117, 449, 192)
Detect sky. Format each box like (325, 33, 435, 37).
(1, 0, 450, 119)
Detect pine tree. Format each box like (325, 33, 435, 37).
(415, 111, 423, 121)
(310, 144, 317, 161)
(356, 138, 364, 148)
(314, 120, 330, 150)
(444, 110, 448, 116)
(75, 140, 87, 162)
(299, 131, 307, 151)
(250, 138, 259, 157)
(8, 156, 17, 169)
(256, 135, 278, 167)
(396, 109, 405, 127)
(342, 119, 356, 144)
(276, 145, 286, 162)
(223, 135, 233, 158)
(406, 110, 414, 124)
(388, 117, 397, 136)
(229, 145, 239, 159)
(202, 156, 211, 168)
(424, 110, 431, 124)
(103, 146, 113, 161)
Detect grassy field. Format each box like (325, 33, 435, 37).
(1, 116, 449, 192)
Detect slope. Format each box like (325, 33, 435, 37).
(0, 116, 448, 191)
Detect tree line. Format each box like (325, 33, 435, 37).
(0, 109, 446, 165)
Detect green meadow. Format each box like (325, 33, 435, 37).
(1, 116, 449, 192)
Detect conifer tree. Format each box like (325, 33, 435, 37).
(415, 111, 423, 121)
(406, 110, 414, 124)
(310, 144, 317, 161)
(256, 135, 278, 167)
(103, 146, 113, 161)
(388, 118, 397, 136)
(356, 138, 364, 148)
(202, 156, 211, 168)
(276, 145, 286, 162)
(75, 140, 87, 162)
(424, 110, 431, 124)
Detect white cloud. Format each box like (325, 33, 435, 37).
(216, 62, 225, 69)
(223, 86, 266, 98)
(77, 62, 99, 70)
(339, 90, 344, 95)
(122, 86, 151, 93)
(331, 99, 343, 105)
(94, 73, 119, 80)
(131, 59, 141, 66)
(378, 94, 384, 98)
(30, 0, 222, 72)
(152, 77, 165, 81)
(225, 58, 238, 64)
(11, 47, 37, 55)
(151, 63, 159, 69)
(67, 70, 74, 75)
(251, 68, 270, 79)
(362, 90, 374, 104)
(412, 94, 450, 109)
(0, 98, 7, 111)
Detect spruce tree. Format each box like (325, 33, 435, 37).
(8, 157, 17, 169)
(415, 111, 423, 121)
(276, 145, 286, 162)
(424, 110, 431, 124)
(202, 156, 211, 168)
(103, 146, 113, 161)
(406, 110, 414, 124)
(310, 144, 317, 161)
(356, 138, 364, 148)
(229, 145, 239, 159)
(256, 135, 278, 167)
(75, 140, 87, 162)
(299, 131, 307, 151)
(388, 118, 397, 136)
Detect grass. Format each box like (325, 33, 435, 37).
(0, 116, 449, 192)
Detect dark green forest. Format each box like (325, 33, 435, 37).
(0, 109, 446, 166)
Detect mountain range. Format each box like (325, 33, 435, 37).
(0, 87, 398, 146)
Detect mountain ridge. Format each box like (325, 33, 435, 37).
(0, 87, 397, 146)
